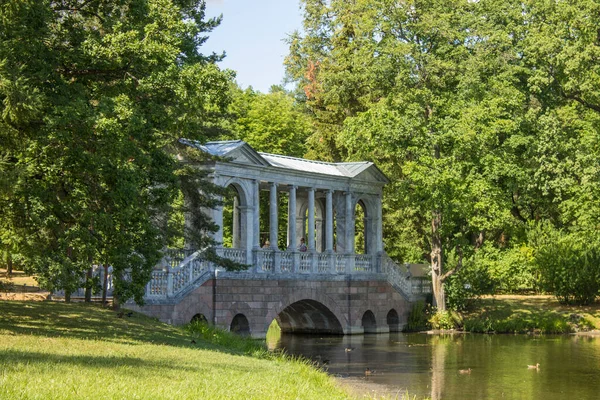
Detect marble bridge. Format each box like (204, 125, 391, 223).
(125, 140, 430, 338)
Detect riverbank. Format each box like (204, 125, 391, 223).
(0, 300, 351, 400)
(461, 295, 600, 334)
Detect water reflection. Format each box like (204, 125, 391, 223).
(273, 333, 600, 400)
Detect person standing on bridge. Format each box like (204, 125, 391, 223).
(298, 237, 307, 252)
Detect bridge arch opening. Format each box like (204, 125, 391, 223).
(277, 299, 343, 335)
(387, 309, 400, 332)
(361, 310, 377, 333)
(191, 313, 208, 324)
(230, 313, 250, 336)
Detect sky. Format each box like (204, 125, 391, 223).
(203, 0, 304, 93)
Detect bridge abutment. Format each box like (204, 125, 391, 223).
(126, 273, 412, 339)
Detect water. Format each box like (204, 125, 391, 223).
(272, 333, 600, 399)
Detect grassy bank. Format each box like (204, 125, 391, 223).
(461, 295, 600, 334)
(0, 300, 350, 400)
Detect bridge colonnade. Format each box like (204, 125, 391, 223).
(125, 140, 431, 337)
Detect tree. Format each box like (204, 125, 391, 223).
(0, 0, 234, 304)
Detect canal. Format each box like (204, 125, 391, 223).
(271, 332, 600, 399)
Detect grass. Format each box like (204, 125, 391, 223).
(0, 300, 351, 400)
(462, 295, 599, 334)
(0, 268, 40, 293)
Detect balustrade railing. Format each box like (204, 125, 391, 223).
(280, 252, 293, 272)
(355, 254, 373, 272)
(335, 254, 347, 272)
(144, 247, 428, 301)
(317, 253, 329, 273)
(299, 252, 311, 272)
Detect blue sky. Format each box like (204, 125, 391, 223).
(203, 0, 304, 93)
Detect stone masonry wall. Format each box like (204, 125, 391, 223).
(126, 275, 411, 338)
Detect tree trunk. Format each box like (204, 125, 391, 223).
(84, 266, 93, 302)
(7, 252, 13, 277)
(102, 263, 108, 307)
(65, 288, 71, 303)
(431, 211, 446, 311)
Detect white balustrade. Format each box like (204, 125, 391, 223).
(335, 254, 347, 272)
(280, 252, 293, 272)
(354, 254, 373, 272)
(317, 253, 329, 273)
(144, 247, 424, 301)
(299, 252, 311, 272)
(380, 253, 412, 298)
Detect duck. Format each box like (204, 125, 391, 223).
(364, 368, 375, 376)
(527, 363, 540, 370)
(344, 347, 355, 352)
(458, 368, 472, 374)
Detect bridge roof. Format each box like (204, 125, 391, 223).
(180, 139, 389, 185)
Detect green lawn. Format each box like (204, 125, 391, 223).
(0, 301, 351, 400)
(462, 295, 600, 334)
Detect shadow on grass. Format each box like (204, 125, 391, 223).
(0, 300, 249, 355)
(0, 347, 267, 377)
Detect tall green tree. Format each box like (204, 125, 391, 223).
(0, 0, 234, 303)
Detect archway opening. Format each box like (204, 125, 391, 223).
(277, 299, 343, 335)
(191, 313, 208, 324)
(222, 185, 242, 248)
(230, 313, 250, 336)
(355, 200, 367, 254)
(361, 310, 377, 333)
(387, 309, 400, 332)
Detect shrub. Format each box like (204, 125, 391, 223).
(531, 224, 600, 305)
(445, 255, 495, 311)
(404, 300, 431, 332)
(429, 311, 456, 330)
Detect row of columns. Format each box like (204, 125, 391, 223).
(262, 182, 338, 252)
(220, 178, 380, 255)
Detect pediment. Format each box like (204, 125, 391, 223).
(353, 164, 389, 184)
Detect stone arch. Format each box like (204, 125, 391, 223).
(221, 177, 253, 249)
(387, 309, 400, 332)
(230, 313, 250, 336)
(361, 310, 377, 333)
(353, 195, 377, 254)
(265, 288, 348, 335)
(220, 177, 252, 206)
(191, 313, 208, 323)
(223, 301, 254, 333)
(174, 290, 213, 326)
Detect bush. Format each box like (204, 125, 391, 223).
(404, 300, 431, 332)
(429, 311, 456, 330)
(445, 255, 495, 311)
(531, 224, 600, 305)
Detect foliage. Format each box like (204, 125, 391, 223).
(0, 0, 235, 303)
(404, 300, 432, 332)
(429, 311, 457, 331)
(286, 0, 600, 308)
(531, 223, 600, 305)
(224, 85, 312, 157)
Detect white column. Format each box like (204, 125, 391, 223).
(345, 191, 354, 254)
(269, 182, 278, 249)
(325, 189, 333, 252)
(253, 180, 260, 248)
(288, 185, 297, 249)
(214, 199, 224, 246)
(376, 195, 383, 252)
(232, 196, 240, 248)
(307, 188, 315, 251)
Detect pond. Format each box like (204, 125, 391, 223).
(271, 332, 600, 399)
